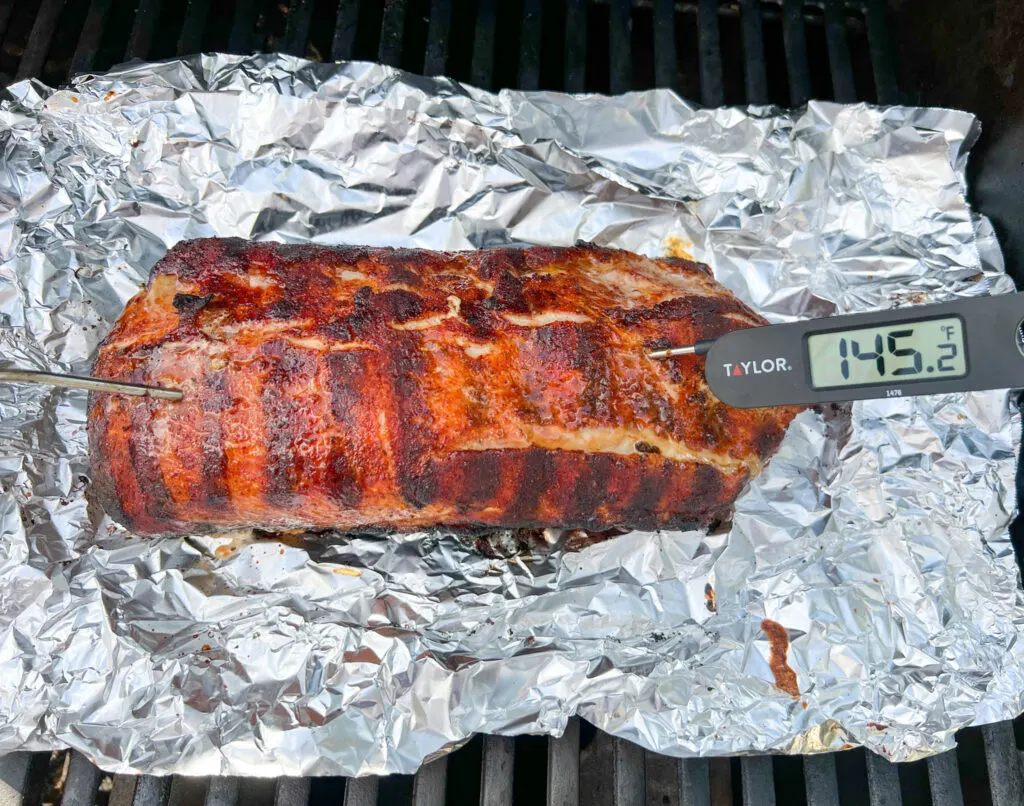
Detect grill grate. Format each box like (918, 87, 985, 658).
(0, 0, 897, 107)
(0, 1, 1022, 804)
(3, 721, 1024, 804)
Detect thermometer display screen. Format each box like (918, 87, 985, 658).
(806, 316, 967, 389)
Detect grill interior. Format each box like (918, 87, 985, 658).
(1, 1, 1023, 805)
(0, 0, 897, 107)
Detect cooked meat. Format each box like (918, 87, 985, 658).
(88, 238, 801, 537)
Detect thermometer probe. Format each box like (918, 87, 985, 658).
(647, 293, 1024, 409)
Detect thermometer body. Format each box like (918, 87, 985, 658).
(700, 294, 1024, 408)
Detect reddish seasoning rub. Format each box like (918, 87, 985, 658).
(761, 618, 799, 697)
(868, 722, 888, 731)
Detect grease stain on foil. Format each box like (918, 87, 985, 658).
(761, 619, 800, 698)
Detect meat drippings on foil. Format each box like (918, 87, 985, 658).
(471, 527, 630, 558)
(761, 619, 800, 698)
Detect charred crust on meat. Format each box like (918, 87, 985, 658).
(267, 297, 301, 319)
(611, 295, 752, 328)
(261, 342, 297, 504)
(431, 451, 504, 515)
(172, 293, 213, 315)
(570, 452, 615, 516)
(485, 270, 529, 313)
(459, 299, 497, 337)
(378, 288, 425, 321)
(478, 248, 529, 281)
(634, 440, 660, 454)
(386, 264, 423, 286)
(693, 463, 724, 503)
(342, 286, 377, 337)
(754, 422, 782, 455)
(506, 449, 552, 523)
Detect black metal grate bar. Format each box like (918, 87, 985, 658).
(331, 0, 360, 60)
(344, 775, 378, 806)
(708, 757, 733, 803)
(781, 0, 812, 106)
(982, 721, 1024, 806)
(168, 775, 206, 805)
(652, 0, 677, 91)
(696, 0, 724, 106)
(739, 0, 768, 104)
(422, 0, 451, 76)
(864, 751, 902, 806)
(0, 3, 14, 53)
(412, 757, 447, 806)
(204, 776, 240, 806)
(283, 0, 317, 58)
(803, 753, 841, 806)
(126, 0, 165, 61)
(471, 0, 497, 89)
(564, 0, 587, 93)
(132, 774, 172, 805)
(547, 718, 580, 806)
(378, 0, 407, 68)
(927, 751, 965, 806)
(274, 776, 312, 806)
(177, 0, 209, 57)
(62, 751, 103, 806)
(741, 756, 776, 806)
(110, 773, 135, 805)
(14, 0, 64, 81)
(609, 0, 632, 95)
(864, 0, 898, 103)
(229, 0, 260, 54)
(518, 0, 542, 91)
(823, 0, 857, 102)
(0, 751, 31, 801)
(70, 0, 113, 76)
(480, 735, 514, 806)
(612, 735, 645, 804)
(678, 758, 710, 806)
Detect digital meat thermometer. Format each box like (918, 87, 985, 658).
(647, 293, 1024, 409)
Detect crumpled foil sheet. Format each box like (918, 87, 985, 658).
(0, 54, 1020, 776)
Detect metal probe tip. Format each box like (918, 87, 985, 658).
(646, 338, 716, 360)
(0, 369, 184, 401)
(647, 345, 699, 359)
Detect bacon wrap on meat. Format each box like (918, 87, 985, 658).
(87, 238, 802, 537)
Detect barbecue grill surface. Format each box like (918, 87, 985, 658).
(1, 1, 1023, 804)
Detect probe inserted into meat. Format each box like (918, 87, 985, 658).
(88, 238, 801, 538)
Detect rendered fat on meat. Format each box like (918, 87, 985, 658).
(88, 238, 802, 537)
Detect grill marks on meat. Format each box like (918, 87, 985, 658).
(88, 238, 801, 537)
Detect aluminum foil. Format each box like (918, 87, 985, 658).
(0, 54, 1020, 776)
